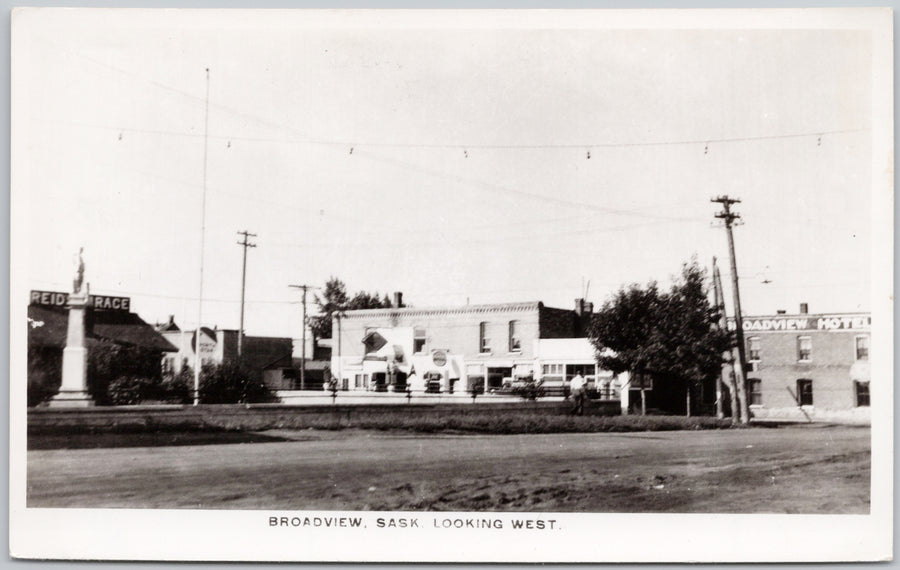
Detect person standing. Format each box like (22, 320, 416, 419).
(570, 371, 586, 415)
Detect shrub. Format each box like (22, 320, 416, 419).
(159, 367, 193, 404)
(107, 376, 157, 405)
(27, 347, 61, 407)
(88, 343, 164, 405)
(199, 360, 275, 404)
(511, 377, 545, 401)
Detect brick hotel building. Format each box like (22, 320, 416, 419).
(731, 304, 871, 422)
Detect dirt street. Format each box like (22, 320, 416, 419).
(27, 425, 869, 513)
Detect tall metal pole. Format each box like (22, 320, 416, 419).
(194, 68, 210, 407)
(712, 195, 750, 424)
(236, 230, 257, 357)
(289, 284, 317, 390)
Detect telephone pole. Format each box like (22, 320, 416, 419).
(711, 195, 750, 424)
(289, 284, 318, 390)
(236, 230, 257, 357)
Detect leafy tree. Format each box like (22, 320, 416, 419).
(309, 277, 349, 340)
(309, 277, 394, 339)
(589, 260, 731, 416)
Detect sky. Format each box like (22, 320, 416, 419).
(14, 10, 880, 341)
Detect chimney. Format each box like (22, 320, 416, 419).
(575, 298, 585, 316)
(168, 315, 175, 327)
(799, 303, 808, 314)
(585, 302, 594, 314)
(393, 291, 403, 308)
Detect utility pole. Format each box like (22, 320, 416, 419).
(289, 284, 318, 390)
(711, 195, 750, 424)
(712, 257, 740, 422)
(236, 230, 257, 357)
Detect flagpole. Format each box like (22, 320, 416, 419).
(194, 67, 210, 406)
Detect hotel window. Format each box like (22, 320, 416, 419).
(414, 327, 426, 354)
(508, 320, 521, 352)
(855, 335, 869, 361)
(748, 378, 762, 405)
(796, 379, 813, 406)
(747, 337, 761, 361)
(479, 322, 490, 353)
(797, 336, 812, 362)
(855, 381, 870, 407)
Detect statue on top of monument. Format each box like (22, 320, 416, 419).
(73, 247, 85, 294)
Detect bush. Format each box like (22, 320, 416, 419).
(511, 377, 545, 401)
(107, 376, 157, 405)
(159, 367, 193, 404)
(199, 360, 275, 404)
(88, 343, 164, 405)
(28, 347, 61, 407)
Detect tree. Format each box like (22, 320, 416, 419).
(589, 260, 732, 416)
(309, 277, 349, 340)
(309, 277, 394, 339)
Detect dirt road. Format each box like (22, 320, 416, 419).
(27, 425, 869, 513)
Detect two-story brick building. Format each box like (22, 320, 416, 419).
(330, 298, 602, 394)
(731, 304, 871, 422)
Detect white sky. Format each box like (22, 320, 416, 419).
(15, 10, 876, 339)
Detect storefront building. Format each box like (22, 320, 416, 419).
(730, 305, 871, 422)
(330, 298, 617, 396)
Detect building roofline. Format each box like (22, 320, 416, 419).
(730, 311, 870, 319)
(338, 301, 548, 319)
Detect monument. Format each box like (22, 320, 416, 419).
(49, 248, 94, 407)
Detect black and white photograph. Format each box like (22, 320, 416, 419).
(9, 7, 893, 562)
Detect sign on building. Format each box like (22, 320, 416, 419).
(30, 290, 131, 312)
(727, 314, 870, 332)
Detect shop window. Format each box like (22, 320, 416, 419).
(747, 337, 761, 361)
(797, 336, 812, 362)
(855, 381, 870, 407)
(748, 378, 762, 405)
(796, 379, 813, 406)
(855, 335, 869, 361)
(541, 363, 563, 383)
(479, 322, 490, 353)
(414, 327, 426, 354)
(508, 320, 521, 352)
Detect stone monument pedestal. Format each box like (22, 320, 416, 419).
(48, 289, 94, 407)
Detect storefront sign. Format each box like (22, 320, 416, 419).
(30, 290, 131, 312)
(727, 315, 870, 332)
